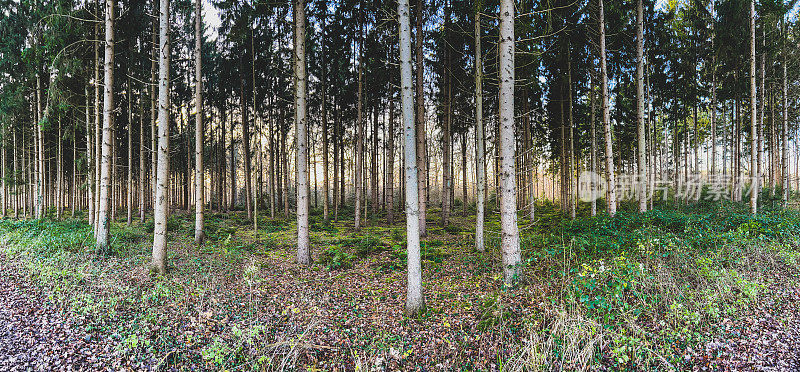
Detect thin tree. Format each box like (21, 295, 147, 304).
(194, 0, 205, 244)
(96, 0, 115, 251)
(749, 0, 757, 214)
(499, 0, 521, 287)
(415, 0, 427, 237)
(85, 85, 94, 225)
(782, 17, 789, 202)
(636, 0, 646, 213)
(355, 6, 364, 231)
(399, 0, 424, 316)
(152, 0, 171, 274)
(295, 0, 310, 265)
(599, 0, 616, 216)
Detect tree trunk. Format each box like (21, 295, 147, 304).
(590, 72, 597, 216)
(86, 86, 94, 224)
(295, 0, 310, 265)
(386, 87, 395, 224)
(194, 0, 205, 244)
(152, 0, 171, 274)
(415, 0, 427, 237)
(354, 18, 364, 231)
(139, 89, 146, 222)
(321, 34, 329, 224)
(499, 0, 521, 287)
(749, 0, 758, 214)
(442, 4, 452, 226)
(474, 3, 485, 251)
(241, 72, 252, 219)
(636, 0, 646, 213)
(127, 78, 133, 226)
(399, 0, 424, 316)
(96, 0, 115, 251)
(599, 0, 616, 216)
(782, 19, 789, 202)
(94, 0, 102, 231)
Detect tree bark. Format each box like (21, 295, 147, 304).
(399, 0, 424, 316)
(194, 0, 205, 244)
(86, 86, 94, 224)
(599, 0, 617, 216)
(474, 4, 485, 251)
(386, 86, 395, 224)
(96, 0, 115, 251)
(152, 0, 171, 274)
(127, 78, 133, 226)
(295, 0, 310, 264)
(636, 0, 646, 213)
(749, 0, 758, 214)
(415, 0, 427, 237)
(354, 14, 364, 231)
(499, 0, 521, 287)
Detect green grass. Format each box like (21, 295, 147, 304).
(0, 200, 798, 370)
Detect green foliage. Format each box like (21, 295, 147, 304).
(319, 246, 354, 270)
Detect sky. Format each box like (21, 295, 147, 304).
(201, 0, 799, 41)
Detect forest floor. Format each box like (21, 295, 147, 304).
(0, 200, 799, 371)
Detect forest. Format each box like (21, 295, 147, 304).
(1, 0, 800, 369)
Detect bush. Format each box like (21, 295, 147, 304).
(319, 246, 354, 270)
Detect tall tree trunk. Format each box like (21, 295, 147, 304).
(399, 0, 424, 316)
(94, 0, 102, 230)
(636, 0, 646, 213)
(139, 90, 145, 222)
(372, 106, 379, 216)
(782, 19, 789, 202)
(194, 0, 205, 243)
(56, 117, 63, 219)
(442, 4, 452, 226)
(386, 86, 395, 224)
(590, 72, 597, 216)
(499, 0, 521, 287)
(462, 133, 468, 216)
(86, 86, 94, 224)
(415, 0, 427, 237)
(758, 39, 765, 190)
(241, 72, 253, 220)
(568, 54, 575, 220)
(13, 124, 18, 219)
(710, 0, 717, 176)
(127, 78, 133, 226)
(321, 27, 329, 224)
(152, 0, 171, 274)
(35, 75, 44, 220)
(474, 3, 485, 251)
(599, 0, 617, 216)
(333, 102, 339, 221)
(749, 0, 758, 214)
(96, 0, 115, 251)
(295, 0, 310, 265)
(355, 17, 364, 231)
(150, 3, 158, 215)
(230, 100, 236, 211)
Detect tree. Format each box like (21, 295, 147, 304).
(152, 0, 171, 274)
(474, 0, 485, 252)
(96, 0, 115, 252)
(398, 0, 424, 317)
(499, 0, 521, 287)
(749, 0, 757, 214)
(599, 0, 617, 216)
(194, 0, 205, 245)
(295, 0, 311, 265)
(636, 0, 646, 213)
